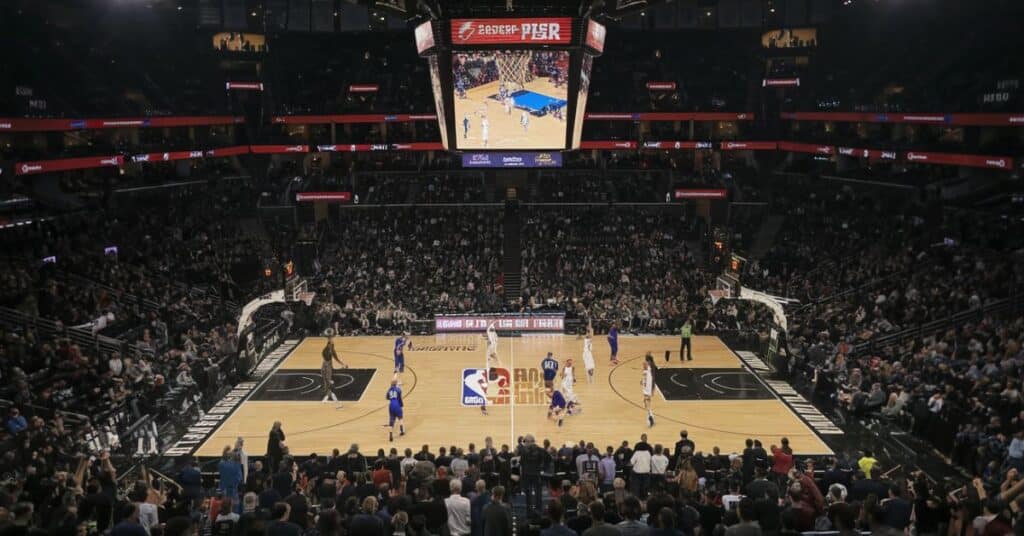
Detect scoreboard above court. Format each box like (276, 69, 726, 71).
(416, 17, 599, 53)
(450, 18, 573, 46)
(415, 17, 606, 153)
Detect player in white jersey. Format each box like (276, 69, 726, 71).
(520, 111, 530, 133)
(581, 322, 596, 383)
(481, 116, 490, 147)
(641, 358, 655, 427)
(486, 322, 500, 367)
(561, 358, 579, 413)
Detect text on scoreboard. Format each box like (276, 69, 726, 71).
(435, 314, 565, 332)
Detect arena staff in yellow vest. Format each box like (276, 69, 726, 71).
(679, 318, 693, 362)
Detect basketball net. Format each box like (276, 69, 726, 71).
(709, 289, 727, 305)
(496, 51, 531, 92)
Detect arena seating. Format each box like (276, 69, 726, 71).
(2, 0, 1024, 535)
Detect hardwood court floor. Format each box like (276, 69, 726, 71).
(194, 335, 833, 458)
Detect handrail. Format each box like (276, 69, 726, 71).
(54, 270, 163, 313)
(852, 291, 1022, 355)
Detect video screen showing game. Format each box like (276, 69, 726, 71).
(452, 50, 570, 150)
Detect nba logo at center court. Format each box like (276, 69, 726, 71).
(461, 368, 511, 406)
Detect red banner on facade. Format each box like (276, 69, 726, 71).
(837, 147, 898, 160)
(205, 146, 251, 157)
(674, 189, 728, 199)
(15, 155, 123, 176)
(249, 145, 309, 154)
(763, 78, 800, 87)
(642, 141, 713, 149)
(579, 140, 638, 150)
(719, 141, 778, 150)
(778, 141, 834, 155)
(316, 142, 444, 152)
(0, 116, 243, 132)
(450, 18, 573, 45)
(272, 114, 438, 124)
(349, 84, 380, 93)
(905, 151, 1013, 169)
(131, 150, 206, 163)
(781, 112, 1024, 126)
(646, 82, 677, 91)
(296, 192, 352, 202)
(225, 82, 264, 91)
(583, 112, 754, 121)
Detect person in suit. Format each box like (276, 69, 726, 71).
(672, 430, 695, 470)
(482, 486, 513, 536)
(176, 457, 202, 511)
(266, 422, 285, 473)
(470, 480, 491, 536)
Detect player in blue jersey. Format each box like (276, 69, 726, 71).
(386, 379, 404, 442)
(608, 323, 619, 365)
(541, 352, 559, 394)
(548, 390, 568, 427)
(394, 332, 411, 374)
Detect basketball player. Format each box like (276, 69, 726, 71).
(481, 116, 490, 147)
(641, 358, 655, 427)
(394, 332, 411, 374)
(608, 323, 619, 365)
(463, 114, 470, 138)
(486, 322, 501, 367)
(321, 336, 346, 403)
(541, 352, 559, 394)
(386, 379, 404, 442)
(505, 96, 513, 115)
(548, 389, 568, 427)
(562, 358, 579, 412)
(520, 111, 530, 133)
(581, 322, 596, 383)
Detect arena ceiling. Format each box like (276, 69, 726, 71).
(376, 0, 669, 20)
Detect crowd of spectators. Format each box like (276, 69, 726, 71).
(521, 207, 725, 335)
(4, 426, 1009, 536)
(0, 190, 265, 497)
(310, 208, 504, 334)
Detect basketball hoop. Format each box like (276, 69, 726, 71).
(298, 291, 316, 307)
(496, 51, 532, 93)
(709, 289, 728, 305)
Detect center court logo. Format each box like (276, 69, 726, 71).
(461, 368, 510, 406)
(460, 367, 549, 406)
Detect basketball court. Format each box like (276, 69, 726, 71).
(193, 335, 833, 457)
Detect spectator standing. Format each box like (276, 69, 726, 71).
(482, 486, 513, 536)
(446, 479, 472, 536)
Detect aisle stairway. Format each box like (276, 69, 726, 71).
(502, 188, 522, 303)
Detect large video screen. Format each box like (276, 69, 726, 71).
(452, 50, 569, 150)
